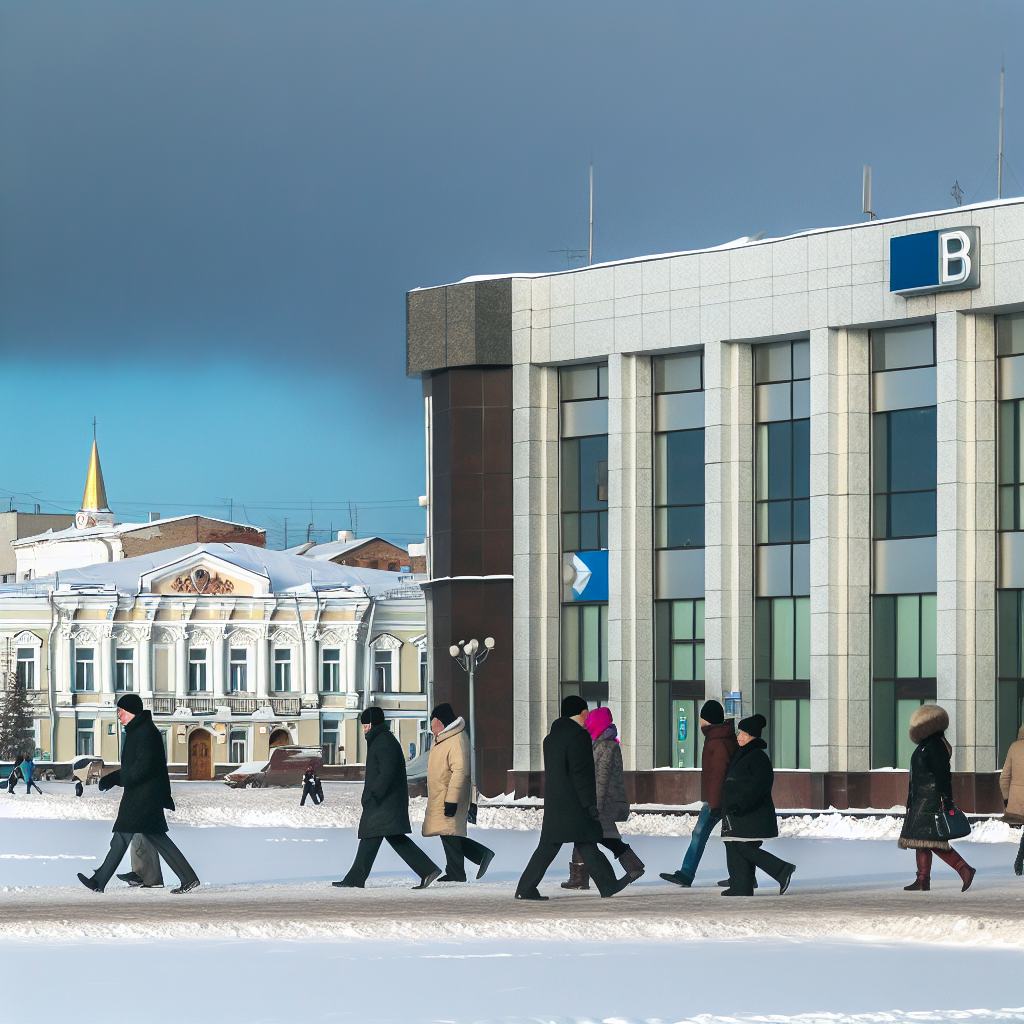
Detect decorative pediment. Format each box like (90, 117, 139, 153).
(227, 628, 260, 647)
(11, 630, 43, 649)
(317, 625, 360, 645)
(170, 568, 236, 596)
(271, 627, 299, 647)
(153, 626, 186, 644)
(141, 550, 268, 598)
(69, 627, 98, 644)
(115, 626, 151, 645)
(189, 627, 225, 648)
(369, 632, 403, 651)
(408, 633, 428, 651)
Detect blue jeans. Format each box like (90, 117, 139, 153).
(679, 802, 722, 881)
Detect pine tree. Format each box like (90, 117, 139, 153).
(0, 676, 35, 761)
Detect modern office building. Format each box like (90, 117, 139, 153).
(407, 198, 1024, 808)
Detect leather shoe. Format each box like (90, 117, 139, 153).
(117, 872, 144, 887)
(437, 874, 467, 882)
(476, 848, 495, 880)
(660, 871, 692, 887)
(777, 863, 796, 895)
(719, 877, 758, 888)
(77, 872, 102, 893)
(412, 868, 442, 890)
(171, 880, 200, 894)
(721, 887, 754, 896)
(332, 880, 363, 888)
(514, 890, 548, 901)
(600, 873, 633, 898)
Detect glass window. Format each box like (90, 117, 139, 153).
(321, 648, 341, 692)
(561, 435, 609, 552)
(76, 719, 95, 756)
(418, 647, 427, 693)
(322, 719, 342, 765)
(998, 398, 1024, 531)
(115, 648, 134, 692)
(274, 649, 292, 692)
(560, 363, 608, 401)
(654, 352, 702, 394)
(756, 420, 810, 544)
(755, 340, 810, 384)
(188, 649, 208, 692)
(997, 590, 1024, 764)
(996, 312, 1024, 357)
(872, 324, 935, 371)
(754, 598, 810, 682)
(873, 407, 937, 539)
(655, 599, 706, 682)
(373, 650, 393, 692)
(229, 649, 248, 692)
(771, 698, 810, 770)
(561, 603, 608, 702)
(229, 730, 246, 763)
(74, 648, 95, 692)
(654, 430, 705, 549)
(16, 647, 35, 689)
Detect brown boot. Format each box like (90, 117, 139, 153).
(904, 848, 931, 891)
(618, 846, 646, 882)
(560, 859, 590, 890)
(936, 848, 976, 892)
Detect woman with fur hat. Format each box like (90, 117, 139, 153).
(899, 704, 976, 892)
(999, 723, 1024, 876)
(561, 705, 645, 890)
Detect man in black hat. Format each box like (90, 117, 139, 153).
(719, 713, 796, 896)
(333, 706, 441, 889)
(77, 693, 200, 894)
(514, 696, 632, 901)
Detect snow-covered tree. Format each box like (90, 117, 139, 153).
(0, 676, 35, 760)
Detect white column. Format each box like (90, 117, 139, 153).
(212, 635, 226, 695)
(256, 636, 270, 698)
(704, 339, 754, 710)
(175, 635, 188, 698)
(65, 634, 76, 693)
(99, 632, 115, 696)
(138, 636, 152, 696)
(304, 636, 317, 695)
(935, 311, 996, 773)
(345, 639, 357, 694)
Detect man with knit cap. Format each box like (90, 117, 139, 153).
(333, 706, 441, 889)
(514, 695, 632, 900)
(422, 702, 495, 882)
(77, 693, 200, 894)
(661, 699, 738, 888)
(718, 713, 796, 897)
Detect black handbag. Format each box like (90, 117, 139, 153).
(934, 797, 972, 840)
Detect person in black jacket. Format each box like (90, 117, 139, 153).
(300, 765, 323, 806)
(333, 706, 441, 889)
(77, 694, 200, 895)
(515, 695, 632, 901)
(899, 704, 976, 892)
(719, 714, 795, 897)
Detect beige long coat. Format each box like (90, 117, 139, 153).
(1000, 725, 1024, 824)
(422, 717, 470, 837)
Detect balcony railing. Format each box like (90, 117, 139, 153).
(266, 696, 301, 715)
(224, 696, 259, 714)
(149, 696, 177, 715)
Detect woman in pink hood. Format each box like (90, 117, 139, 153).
(561, 706, 645, 890)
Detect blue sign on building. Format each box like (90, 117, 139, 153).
(890, 226, 981, 295)
(569, 550, 608, 602)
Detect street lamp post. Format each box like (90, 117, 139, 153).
(449, 636, 495, 804)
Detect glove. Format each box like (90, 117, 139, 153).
(97, 771, 119, 792)
(444, 802, 458, 818)
(588, 805, 600, 821)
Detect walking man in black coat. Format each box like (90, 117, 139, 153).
(77, 694, 200, 894)
(515, 695, 632, 901)
(333, 706, 441, 889)
(719, 714, 795, 897)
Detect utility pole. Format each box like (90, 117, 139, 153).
(588, 162, 594, 265)
(283, 518, 289, 549)
(998, 60, 1005, 199)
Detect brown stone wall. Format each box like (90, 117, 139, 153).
(330, 539, 424, 573)
(120, 517, 265, 559)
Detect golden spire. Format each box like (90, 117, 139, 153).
(81, 439, 110, 512)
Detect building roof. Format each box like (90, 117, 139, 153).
(0, 542, 415, 598)
(11, 514, 265, 548)
(287, 536, 405, 562)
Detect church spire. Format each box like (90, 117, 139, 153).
(81, 438, 109, 513)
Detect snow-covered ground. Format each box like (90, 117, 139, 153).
(2, 782, 1023, 1023)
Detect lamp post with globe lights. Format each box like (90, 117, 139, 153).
(449, 636, 495, 802)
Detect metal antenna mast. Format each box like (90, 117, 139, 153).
(998, 60, 1005, 199)
(588, 162, 594, 265)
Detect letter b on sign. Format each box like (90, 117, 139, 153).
(939, 230, 972, 286)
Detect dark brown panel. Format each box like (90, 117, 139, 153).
(483, 409, 513, 472)
(448, 407, 483, 473)
(448, 367, 483, 408)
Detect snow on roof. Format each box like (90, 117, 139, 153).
(17, 543, 410, 598)
(11, 514, 265, 548)
(293, 536, 405, 562)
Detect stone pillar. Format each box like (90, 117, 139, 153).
(512, 360, 559, 772)
(607, 353, 654, 770)
(174, 634, 188, 697)
(99, 631, 115, 695)
(345, 638, 357, 694)
(935, 311, 996, 772)
(808, 328, 872, 774)
(212, 634, 226, 696)
(704, 339, 754, 711)
(304, 635, 317, 695)
(65, 632, 75, 693)
(138, 633, 152, 696)
(256, 634, 270, 698)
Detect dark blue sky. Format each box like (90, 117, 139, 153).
(1, 0, 1021, 547)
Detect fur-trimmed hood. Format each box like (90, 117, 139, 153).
(908, 704, 949, 745)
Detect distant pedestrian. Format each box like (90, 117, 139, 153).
(561, 706, 643, 890)
(515, 696, 632, 901)
(300, 765, 323, 806)
(6, 766, 17, 794)
(661, 700, 737, 888)
(999, 724, 1024, 876)
(77, 694, 200, 895)
(74, 778, 84, 797)
(422, 702, 494, 882)
(333, 706, 441, 890)
(900, 705, 976, 892)
(23, 756, 42, 794)
(719, 714, 795, 897)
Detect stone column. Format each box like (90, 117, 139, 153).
(138, 632, 152, 696)
(99, 630, 115, 696)
(808, 327, 872, 774)
(212, 633, 226, 696)
(345, 638, 357, 694)
(512, 360, 560, 772)
(704, 339, 754, 710)
(606, 353, 654, 770)
(174, 634, 188, 697)
(935, 311, 996, 772)
(304, 635, 317, 695)
(65, 631, 76, 693)
(256, 633, 270, 698)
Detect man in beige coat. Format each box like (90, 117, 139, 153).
(999, 723, 1024, 875)
(422, 703, 494, 882)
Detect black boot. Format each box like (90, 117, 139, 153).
(1015, 837, 1023, 877)
(560, 860, 590, 890)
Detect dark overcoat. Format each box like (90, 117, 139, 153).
(899, 733, 954, 849)
(700, 720, 739, 810)
(106, 710, 175, 834)
(540, 716, 603, 845)
(358, 723, 411, 839)
(720, 738, 779, 840)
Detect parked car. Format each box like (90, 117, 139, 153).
(223, 746, 324, 789)
(28, 757, 105, 785)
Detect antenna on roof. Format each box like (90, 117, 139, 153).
(863, 165, 875, 220)
(998, 59, 1005, 199)
(588, 161, 594, 265)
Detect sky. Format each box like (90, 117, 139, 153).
(1, 0, 1022, 548)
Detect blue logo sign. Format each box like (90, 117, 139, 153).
(890, 226, 980, 295)
(568, 550, 608, 602)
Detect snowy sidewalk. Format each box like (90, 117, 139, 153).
(3, 875, 1023, 945)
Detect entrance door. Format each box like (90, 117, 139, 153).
(188, 729, 213, 780)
